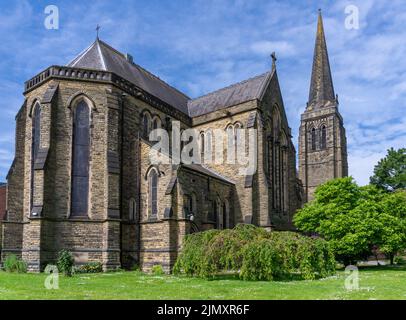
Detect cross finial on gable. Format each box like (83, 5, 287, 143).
(271, 51, 277, 71)
(96, 24, 101, 39)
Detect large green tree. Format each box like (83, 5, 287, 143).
(294, 177, 406, 265)
(377, 191, 406, 264)
(370, 148, 406, 192)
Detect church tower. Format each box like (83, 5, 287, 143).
(298, 10, 348, 201)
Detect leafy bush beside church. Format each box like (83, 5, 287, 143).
(173, 224, 335, 281)
(294, 177, 406, 265)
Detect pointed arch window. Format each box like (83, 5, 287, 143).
(142, 112, 151, 139)
(148, 168, 158, 216)
(71, 100, 90, 217)
(199, 132, 205, 163)
(281, 133, 289, 214)
(311, 128, 317, 151)
(209, 200, 218, 226)
(272, 109, 281, 210)
(320, 125, 327, 149)
(205, 130, 213, 163)
(150, 116, 161, 141)
(213, 199, 221, 229)
(152, 116, 161, 130)
(234, 122, 242, 153)
(216, 199, 223, 229)
(129, 198, 137, 221)
(226, 125, 235, 163)
(31, 103, 41, 210)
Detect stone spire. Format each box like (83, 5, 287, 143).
(308, 10, 335, 108)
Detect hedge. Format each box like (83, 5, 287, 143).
(173, 224, 336, 281)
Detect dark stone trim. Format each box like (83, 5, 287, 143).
(1, 248, 121, 253)
(30, 206, 43, 218)
(108, 209, 120, 219)
(146, 215, 159, 223)
(6, 158, 16, 180)
(41, 84, 59, 104)
(1, 219, 29, 225)
(244, 175, 254, 188)
(163, 207, 174, 219)
(34, 147, 49, 170)
(107, 151, 120, 174)
(180, 166, 234, 186)
(15, 100, 27, 121)
(244, 215, 253, 224)
(165, 176, 177, 195)
(140, 248, 179, 253)
(26, 217, 121, 223)
(246, 111, 257, 128)
(203, 220, 216, 225)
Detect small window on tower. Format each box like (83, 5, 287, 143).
(320, 125, 327, 149)
(311, 128, 317, 151)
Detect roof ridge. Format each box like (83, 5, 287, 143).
(181, 164, 235, 184)
(189, 71, 271, 102)
(133, 62, 191, 99)
(199, 164, 235, 184)
(67, 40, 97, 67)
(99, 39, 190, 100)
(256, 69, 275, 100)
(98, 39, 126, 58)
(96, 41, 107, 70)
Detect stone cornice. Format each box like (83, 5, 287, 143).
(24, 65, 192, 125)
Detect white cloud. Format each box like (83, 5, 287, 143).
(250, 40, 295, 57)
(349, 152, 383, 186)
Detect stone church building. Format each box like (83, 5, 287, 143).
(0, 12, 347, 272)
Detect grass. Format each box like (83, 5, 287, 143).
(0, 266, 406, 300)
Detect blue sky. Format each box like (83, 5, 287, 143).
(0, 0, 405, 185)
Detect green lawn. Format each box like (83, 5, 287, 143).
(0, 266, 406, 300)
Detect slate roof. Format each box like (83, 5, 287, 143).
(181, 164, 235, 185)
(67, 39, 190, 114)
(67, 39, 274, 118)
(187, 71, 273, 117)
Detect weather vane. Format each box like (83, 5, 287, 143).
(96, 24, 101, 39)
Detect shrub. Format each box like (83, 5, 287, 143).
(240, 239, 282, 281)
(3, 255, 27, 273)
(57, 250, 74, 277)
(74, 262, 103, 274)
(173, 229, 221, 277)
(394, 256, 406, 265)
(174, 224, 336, 281)
(151, 264, 164, 275)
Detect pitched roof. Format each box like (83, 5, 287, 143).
(0, 182, 6, 187)
(67, 39, 274, 118)
(181, 164, 235, 185)
(67, 39, 190, 114)
(308, 10, 335, 108)
(187, 71, 273, 117)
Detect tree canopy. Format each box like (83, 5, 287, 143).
(370, 148, 406, 192)
(294, 177, 406, 265)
